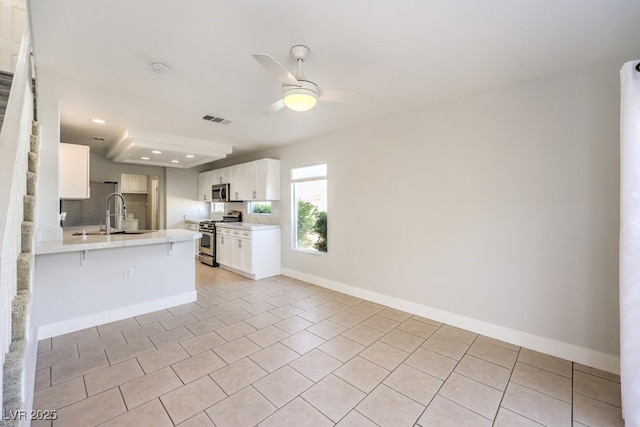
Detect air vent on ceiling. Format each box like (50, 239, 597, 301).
(202, 114, 231, 125)
(90, 136, 106, 142)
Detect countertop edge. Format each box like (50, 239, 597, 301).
(214, 222, 281, 231)
(35, 229, 202, 255)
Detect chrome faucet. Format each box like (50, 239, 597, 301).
(105, 192, 127, 235)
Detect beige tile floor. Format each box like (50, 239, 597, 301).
(31, 263, 624, 426)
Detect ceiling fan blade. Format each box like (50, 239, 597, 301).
(318, 89, 364, 104)
(265, 99, 285, 115)
(252, 53, 299, 86)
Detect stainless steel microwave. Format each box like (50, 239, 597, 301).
(212, 183, 230, 202)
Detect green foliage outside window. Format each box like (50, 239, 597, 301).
(296, 199, 327, 252)
(251, 202, 272, 214)
(312, 210, 327, 252)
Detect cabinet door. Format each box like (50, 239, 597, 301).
(254, 159, 281, 201)
(216, 234, 231, 265)
(198, 171, 211, 201)
(254, 159, 267, 200)
(229, 165, 242, 200)
(209, 167, 231, 185)
(230, 163, 255, 201)
(128, 174, 148, 193)
(240, 238, 253, 273)
(209, 169, 221, 186)
(121, 173, 148, 193)
(231, 237, 253, 273)
(264, 159, 280, 200)
(59, 143, 90, 199)
(218, 167, 231, 184)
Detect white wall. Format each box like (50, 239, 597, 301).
(89, 152, 164, 183)
(89, 153, 167, 229)
(36, 98, 63, 242)
(34, 239, 196, 339)
(165, 167, 210, 229)
(224, 61, 620, 367)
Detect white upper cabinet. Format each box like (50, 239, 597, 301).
(120, 173, 148, 193)
(210, 167, 231, 185)
(59, 143, 90, 199)
(198, 170, 213, 201)
(230, 159, 280, 201)
(255, 158, 280, 200)
(199, 158, 280, 202)
(230, 161, 257, 201)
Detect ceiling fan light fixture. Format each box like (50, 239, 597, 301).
(282, 80, 318, 112)
(284, 93, 317, 112)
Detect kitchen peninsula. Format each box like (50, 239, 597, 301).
(33, 228, 201, 339)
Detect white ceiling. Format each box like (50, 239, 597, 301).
(28, 0, 640, 168)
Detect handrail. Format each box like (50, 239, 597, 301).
(0, 24, 34, 394)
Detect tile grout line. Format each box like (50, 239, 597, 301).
(491, 344, 521, 426)
(428, 330, 497, 424)
(571, 361, 575, 424)
(34, 268, 622, 426)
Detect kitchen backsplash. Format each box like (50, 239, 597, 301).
(221, 202, 280, 225)
(186, 202, 280, 225)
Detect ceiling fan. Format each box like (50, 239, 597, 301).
(253, 45, 358, 113)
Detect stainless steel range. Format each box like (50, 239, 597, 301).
(198, 211, 241, 266)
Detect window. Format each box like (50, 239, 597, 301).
(292, 164, 327, 252)
(212, 202, 225, 214)
(249, 201, 272, 214)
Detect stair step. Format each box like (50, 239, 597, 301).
(0, 70, 13, 81)
(30, 134, 39, 155)
(28, 151, 37, 174)
(11, 290, 30, 341)
(26, 171, 36, 196)
(23, 194, 36, 224)
(21, 221, 34, 254)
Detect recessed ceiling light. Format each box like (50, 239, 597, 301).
(140, 156, 150, 160)
(151, 150, 162, 154)
(91, 118, 106, 124)
(185, 154, 195, 158)
(149, 60, 171, 74)
(171, 160, 179, 163)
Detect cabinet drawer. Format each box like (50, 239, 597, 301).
(229, 229, 252, 239)
(216, 227, 234, 236)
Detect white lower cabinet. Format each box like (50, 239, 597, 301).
(215, 224, 280, 280)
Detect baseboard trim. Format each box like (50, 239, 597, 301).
(281, 268, 620, 374)
(36, 291, 197, 340)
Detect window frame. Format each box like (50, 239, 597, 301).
(291, 163, 328, 254)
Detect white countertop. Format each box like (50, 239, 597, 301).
(184, 218, 206, 224)
(36, 229, 202, 255)
(214, 222, 280, 231)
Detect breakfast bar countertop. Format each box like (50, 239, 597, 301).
(35, 228, 202, 255)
